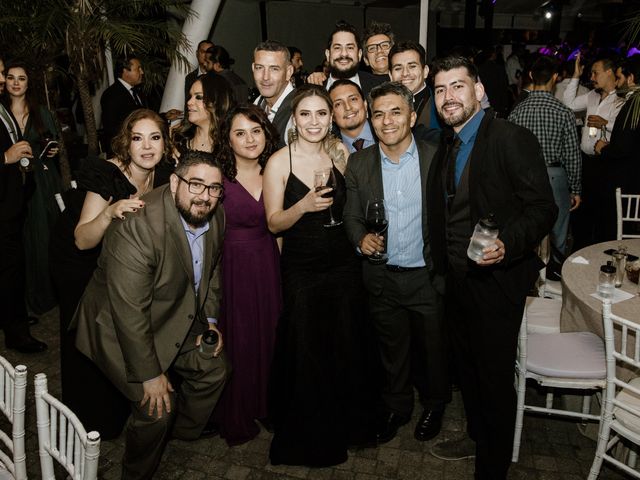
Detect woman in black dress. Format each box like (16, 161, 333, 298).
(263, 84, 377, 467)
(49, 109, 172, 439)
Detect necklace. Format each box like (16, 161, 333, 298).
(140, 171, 154, 195)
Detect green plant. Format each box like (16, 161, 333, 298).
(0, 0, 193, 157)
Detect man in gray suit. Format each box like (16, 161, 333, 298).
(74, 151, 228, 480)
(344, 82, 448, 445)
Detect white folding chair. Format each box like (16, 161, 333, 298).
(34, 374, 100, 480)
(588, 300, 640, 479)
(0, 356, 27, 480)
(525, 296, 562, 334)
(616, 187, 640, 240)
(536, 236, 563, 300)
(512, 310, 607, 462)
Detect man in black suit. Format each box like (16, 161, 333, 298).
(389, 41, 441, 143)
(594, 54, 640, 239)
(0, 56, 48, 353)
(307, 21, 386, 99)
(344, 82, 448, 445)
(252, 40, 295, 148)
(100, 56, 145, 154)
(185, 39, 213, 100)
(427, 55, 556, 479)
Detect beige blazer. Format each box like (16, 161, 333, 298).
(73, 185, 224, 401)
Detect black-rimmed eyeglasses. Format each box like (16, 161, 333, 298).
(365, 41, 392, 54)
(175, 174, 224, 198)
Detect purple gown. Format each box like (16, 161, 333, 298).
(213, 177, 282, 445)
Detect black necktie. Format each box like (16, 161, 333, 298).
(445, 136, 462, 204)
(352, 138, 365, 151)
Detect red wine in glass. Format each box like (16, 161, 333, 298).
(365, 199, 388, 264)
(314, 167, 342, 227)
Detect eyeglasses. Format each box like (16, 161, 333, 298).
(365, 41, 392, 54)
(175, 174, 224, 198)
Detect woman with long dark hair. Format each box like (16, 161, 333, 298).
(3, 60, 63, 315)
(210, 104, 282, 445)
(172, 73, 234, 158)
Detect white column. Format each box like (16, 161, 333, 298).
(160, 0, 222, 113)
(419, 0, 429, 49)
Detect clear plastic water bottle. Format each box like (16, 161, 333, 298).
(467, 214, 499, 262)
(598, 261, 616, 299)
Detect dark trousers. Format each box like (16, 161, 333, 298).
(571, 153, 611, 250)
(368, 268, 449, 418)
(0, 219, 30, 341)
(446, 271, 524, 480)
(122, 348, 228, 480)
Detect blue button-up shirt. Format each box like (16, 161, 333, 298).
(341, 121, 376, 154)
(380, 137, 425, 268)
(180, 217, 210, 292)
(180, 217, 218, 325)
(455, 109, 484, 186)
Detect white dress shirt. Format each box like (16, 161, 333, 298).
(562, 78, 624, 154)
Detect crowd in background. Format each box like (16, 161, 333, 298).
(1, 17, 639, 480)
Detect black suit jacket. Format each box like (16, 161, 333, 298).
(426, 113, 557, 303)
(357, 71, 387, 98)
(0, 105, 32, 222)
(256, 88, 296, 149)
(344, 139, 443, 295)
(184, 68, 200, 102)
(101, 80, 143, 153)
(600, 96, 640, 193)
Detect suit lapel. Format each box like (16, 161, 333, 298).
(163, 189, 196, 290)
(369, 148, 384, 201)
(466, 113, 492, 213)
(197, 212, 220, 302)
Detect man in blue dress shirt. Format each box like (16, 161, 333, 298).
(329, 79, 377, 153)
(344, 82, 448, 445)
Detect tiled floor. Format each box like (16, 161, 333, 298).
(0, 308, 629, 479)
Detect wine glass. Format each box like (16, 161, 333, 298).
(365, 198, 388, 264)
(314, 167, 342, 228)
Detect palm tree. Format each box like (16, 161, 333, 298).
(1, 0, 192, 157)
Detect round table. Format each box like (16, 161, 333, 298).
(561, 239, 640, 341)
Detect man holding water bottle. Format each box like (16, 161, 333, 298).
(427, 55, 556, 479)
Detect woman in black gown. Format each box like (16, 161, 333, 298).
(263, 84, 377, 467)
(49, 109, 172, 439)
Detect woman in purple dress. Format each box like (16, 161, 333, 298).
(212, 104, 282, 445)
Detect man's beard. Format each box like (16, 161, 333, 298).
(176, 196, 216, 228)
(330, 58, 359, 79)
(438, 101, 477, 128)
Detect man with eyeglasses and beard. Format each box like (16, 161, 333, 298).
(73, 151, 229, 480)
(307, 20, 386, 98)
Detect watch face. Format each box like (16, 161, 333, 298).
(19, 157, 30, 167)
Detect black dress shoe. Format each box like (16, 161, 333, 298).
(5, 334, 48, 354)
(414, 409, 444, 442)
(377, 412, 410, 444)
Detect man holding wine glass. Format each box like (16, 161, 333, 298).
(344, 82, 449, 445)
